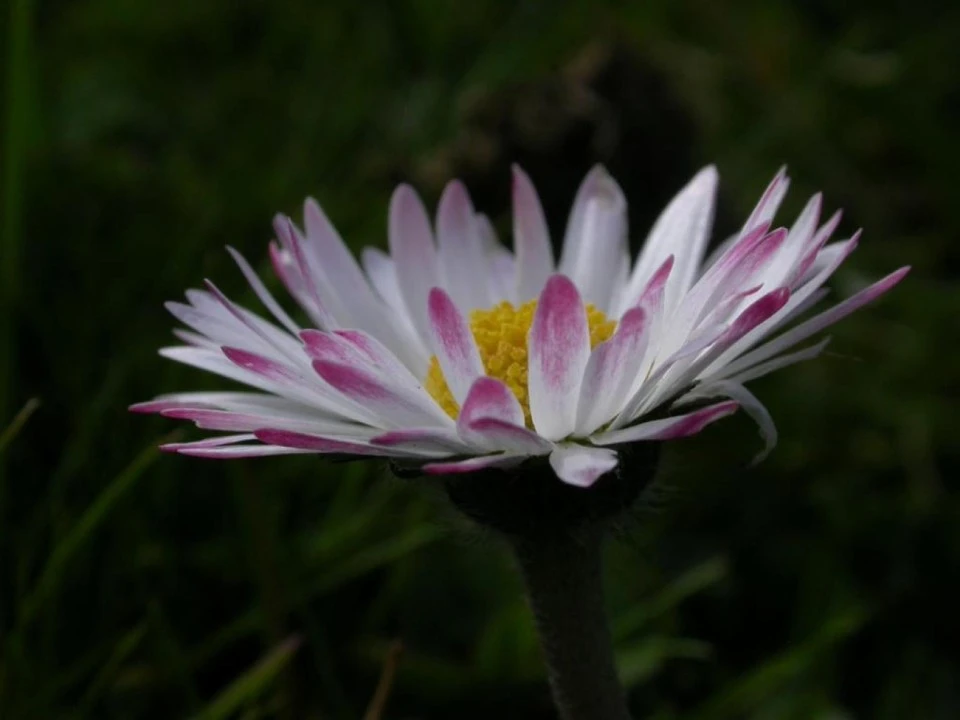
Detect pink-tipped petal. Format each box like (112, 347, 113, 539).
(131, 399, 190, 414)
(591, 401, 739, 446)
(204, 280, 303, 363)
(512, 165, 554, 302)
(312, 359, 451, 428)
(422, 453, 525, 475)
(548, 445, 619, 488)
(226, 246, 301, 335)
(333, 330, 424, 388)
(274, 215, 338, 329)
(678, 381, 776, 464)
(253, 429, 404, 457)
(528, 275, 591, 441)
(623, 166, 718, 313)
(458, 376, 525, 428)
(576, 307, 649, 435)
(427, 288, 485, 405)
(456, 376, 550, 453)
(754, 194, 822, 292)
(637, 255, 675, 315)
(464, 418, 553, 454)
(790, 209, 843, 286)
(718, 266, 910, 379)
(300, 329, 366, 366)
(370, 428, 472, 455)
(302, 198, 420, 366)
(162, 433, 310, 458)
(742, 167, 789, 234)
(223, 347, 304, 385)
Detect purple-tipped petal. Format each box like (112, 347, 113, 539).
(512, 165, 554, 302)
(591, 401, 739, 446)
(427, 287, 485, 405)
(528, 275, 591, 441)
(548, 445, 619, 488)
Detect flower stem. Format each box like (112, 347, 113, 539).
(509, 528, 632, 720)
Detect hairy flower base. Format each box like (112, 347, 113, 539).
(425, 299, 617, 426)
(430, 440, 661, 537)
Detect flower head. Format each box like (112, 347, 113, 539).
(132, 165, 908, 487)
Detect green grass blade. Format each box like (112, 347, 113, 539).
(15, 435, 171, 629)
(0, 397, 39, 454)
(0, 0, 33, 457)
(193, 636, 301, 720)
(687, 605, 871, 720)
(613, 556, 728, 641)
(189, 524, 441, 669)
(76, 622, 149, 717)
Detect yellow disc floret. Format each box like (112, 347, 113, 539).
(424, 300, 617, 427)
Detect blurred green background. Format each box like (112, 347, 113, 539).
(1, 0, 957, 718)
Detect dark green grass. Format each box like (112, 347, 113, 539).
(1, 1, 957, 717)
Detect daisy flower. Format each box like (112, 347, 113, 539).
(132, 166, 908, 487)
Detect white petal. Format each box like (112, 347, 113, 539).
(436, 180, 492, 312)
(575, 307, 649, 435)
(528, 275, 590, 441)
(549, 445, 619, 488)
(591, 401, 738, 446)
(423, 453, 526, 475)
(226, 246, 301, 336)
(389, 184, 441, 346)
(457, 377, 553, 454)
(622, 166, 718, 315)
(512, 165, 554, 302)
(427, 287, 485, 405)
(676, 381, 776, 464)
(561, 169, 629, 313)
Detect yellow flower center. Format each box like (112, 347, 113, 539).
(424, 300, 617, 427)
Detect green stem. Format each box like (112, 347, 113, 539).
(509, 528, 632, 720)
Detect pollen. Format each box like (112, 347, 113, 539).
(424, 300, 617, 427)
